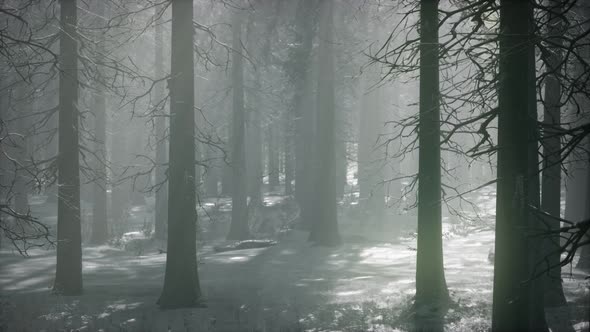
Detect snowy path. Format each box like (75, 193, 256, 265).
(1, 227, 587, 331)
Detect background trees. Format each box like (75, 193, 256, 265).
(0, 0, 589, 330)
(89, 0, 109, 245)
(227, 6, 249, 241)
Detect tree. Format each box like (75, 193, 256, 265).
(245, 2, 271, 206)
(153, 11, 168, 241)
(564, 139, 588, 226)
(576, 161, 590, 270)
(414, 0, 448, 310)
(358, 7, 386, 225)
(571, 1, 590, 273)
(158, 0, 201, 308)
(54, 0, 82, 295)
(90, 1, 109, 245)
(492, 0, 547, 330)
(227, 7, 250, 240)
(267, 124, 280, 189)
(289, 0, 316, 229)
(540, 0, 571, 309)
(13, 85, 30, 216)
(308, 0, 340, 246)
(246, 77, 263, 204)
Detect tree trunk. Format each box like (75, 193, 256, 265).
(204, 145, 219, 197)
(158, 0, 201, 308)
(221, 108, 233, 196)
(573, 3, 590, 272)
(577, 234, 590, 270)
(130, 130, 147, 206)
(247, 112, 262, 204)
(358, 79, 386, 221)
(227, 8, 250, 240)
(45, 89, 59, 205)
(90, 1, 108, 245)
(291, 0, 316, 229)
(578, 242, 590, 270)
(247, 65, 263, 205)
(0, 78, 6, 213)
(541, 0, 570, 309)
(153, 12, 168, 241)
(54, 0, 82, 295)
(14, 86, 29, 216)
(526, 13, 549, 330)
(357, 12, 386, 223)
(492, 1, 547, 330)
(415, 0, 448, 311)
(267, 124, 280, 188)
(564, 149, 588, 223)
(576, 160, 590, 270)
(335, 132, 346, 200)
(109, 123, 128, 233)
(284, 113, 294, 196)
(308, 0, 340, 246)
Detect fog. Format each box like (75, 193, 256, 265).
(0, 0, 589, 331)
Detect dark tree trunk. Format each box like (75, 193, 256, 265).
(492, 1, 547, 330)
(576, 161, 590, 270)
(158, 0, 201, 308)
(45, 91, 59, 205)
(577, 234, 590, 270)
(247, 65, 263, 206)
(415, 0, 448, 310)
(14, 86, 29, 216)
(335, 134, 346, 200)
(221, 108, 233, 196)
(109, 124, 128, 232)
(541, 0, 569, 309)
(90, 1, 108, 245)
(195, 140, 202, 196)
(227, 9, 250, 240)
(247, 109, 262, 204)
(300, 66, 316, 230)
(308, 0, 340, 246)
(54, 0, 82, 295)
(130, 130, 147, 206)
(573, 3, 590, 272)
(291, 0, 316, 229)
(204, 145, 219, 197)
(578, 244, 590, 270)
(0, 79, 6, 212)
(267, 124, 280, 188)
(564, 151, 588, 223)
(526, 13, 549, 330)
(154, 12, 168, 241)
(284, 115, 294, 196)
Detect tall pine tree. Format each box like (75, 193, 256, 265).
(415, 0, 448, 311)
(54, 0, 82, 295)
(492, 0, 547, 330)
(158, 0, 201, 308)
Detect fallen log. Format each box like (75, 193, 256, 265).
(213, 239, 277, 253)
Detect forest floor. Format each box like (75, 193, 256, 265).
(1, 189, 589, 331)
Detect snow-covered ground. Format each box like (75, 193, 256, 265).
(1, 190, 588, 331)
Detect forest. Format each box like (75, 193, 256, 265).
(0, 0, 589, 331)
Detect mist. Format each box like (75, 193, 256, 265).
(0, 0, 589, 331)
